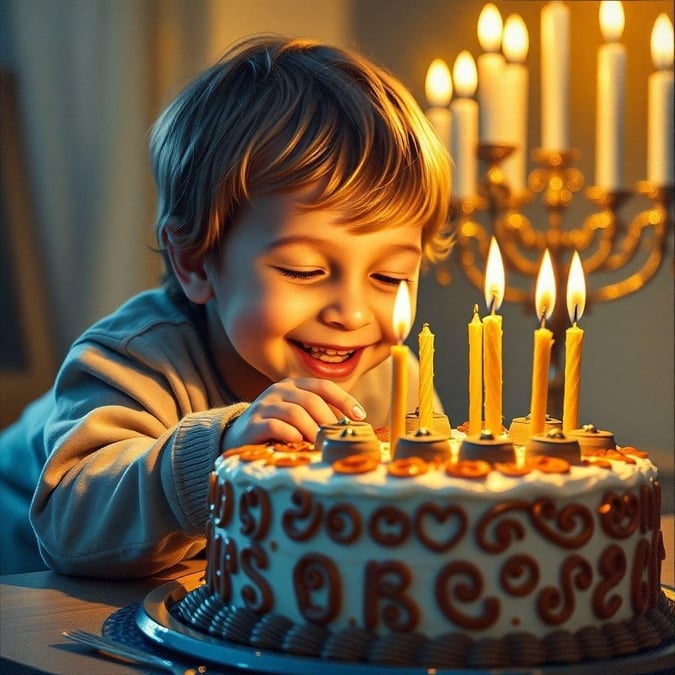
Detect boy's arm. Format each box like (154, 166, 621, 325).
(30, 338, 248, 578)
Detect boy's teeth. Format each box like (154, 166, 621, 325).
(301, 342, 354, 363)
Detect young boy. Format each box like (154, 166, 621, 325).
(0, 36, 452, 577)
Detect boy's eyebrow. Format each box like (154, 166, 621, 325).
(264, 235, 422, 256)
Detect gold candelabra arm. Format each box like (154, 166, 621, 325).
(589, 182, 673, 302)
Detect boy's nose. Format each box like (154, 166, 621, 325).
(319, 291, 373, 330)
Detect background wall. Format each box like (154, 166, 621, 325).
(1, 2, 672, 487)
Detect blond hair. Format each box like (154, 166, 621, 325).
(151, 36, 453, 292)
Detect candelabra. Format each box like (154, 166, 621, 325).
(445, 142, 673, 415)
(425, 2, 674, 417)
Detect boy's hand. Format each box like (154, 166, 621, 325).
(222, 378, 367, 450)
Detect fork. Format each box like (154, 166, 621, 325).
(62, 628, 207, 674)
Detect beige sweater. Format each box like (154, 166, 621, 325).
(8, 289, 428, 578)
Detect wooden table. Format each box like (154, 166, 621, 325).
(1, 516, 673, 674)
(0, 559, 207, 674)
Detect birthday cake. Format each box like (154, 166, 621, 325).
(171, 422, 673, 669)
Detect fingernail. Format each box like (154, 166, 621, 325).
(352, 404, 366, 420)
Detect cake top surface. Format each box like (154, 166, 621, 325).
(216, 437, 657, 500)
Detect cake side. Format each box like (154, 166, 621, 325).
(204, 447, 664, 641)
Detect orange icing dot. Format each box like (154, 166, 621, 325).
(333, 454, 379, 474)
(530, 455, 571, 474)
(445, 459, 491, 479)
(388, 457, 429, 478)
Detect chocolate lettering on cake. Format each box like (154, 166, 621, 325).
(631, 538, 651, 614)
(536, 554, 592, 625)
(364, 561, 419, 632)
(500, 554, 540, 597)
(326, 503, 362, 544)
(530, 499, 594, 548)
(593, 544, 626, 619)
(293, 553, 341, 624)
(240, 544, 273, 613)
(435, 560, 499, 629)
(413, 502, 467, 553)
(239, 486, 271, 540)
(649, 529, 665, 606)
(215, 479, 234, 527)
(598, 491, 640, 539)
(639, 482, 661, 534)
(282, 488, 323, 541)
(206, 523, 238, 602)
(368, 506, 410, 546)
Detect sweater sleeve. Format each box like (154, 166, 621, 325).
(30, 337, 249, 578)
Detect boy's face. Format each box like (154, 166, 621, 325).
(203, 190, 422, 397)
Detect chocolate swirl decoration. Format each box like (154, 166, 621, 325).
(476, 501, 530, 554)
(413, 502, 468, 553)
(368, 506, 410, 546)
(364, 561, 419, 632)
(598, 491, 640, 539)
(500, 554, 540, 597)
(215, 479, 234, 527)
(326, 503, 362, 545)
(639, 483, 661, 534)
(240, 544, 273, 613)
(282, 488, 323, 542)
(435, 561, 499, 630)
(239, 486, 271, 540)
(592, 544, 627, 619)
(293, 553, 341, 625)
(632, 529, 666, 614)
(530, 499, 594, 549)
(206, 527, 238, 602)
(537, 554, 592, 625)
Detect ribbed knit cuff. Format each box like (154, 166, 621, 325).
(170, 403, 249, 534)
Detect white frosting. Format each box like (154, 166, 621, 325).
(211, 441, 661, 640)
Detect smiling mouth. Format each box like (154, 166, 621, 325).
(297, 341, 356, 364)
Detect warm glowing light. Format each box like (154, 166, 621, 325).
(535, 250, 556, 322)
(478, 3, 504, 53)
(393, 281, 412, 343)
(425, 58, 453, 107)
(599, 1, 625, 42)
(566, 251, 586, 325)
(484, 237, 505, 312)
(453, 50, 478, 97)
(502, 14, 529, 63)
(651, 14, 674, 70)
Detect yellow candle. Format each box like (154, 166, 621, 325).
(418, 323, 434, 429)
(390, 282, 411, 453)
(483, 313, 503, 435)
(468, 305, 483, 436)
(530, 250, 556, 437)
(530, 325, 554, 436)
(563, 251, 586, 432)
(482, 237, 505, 436)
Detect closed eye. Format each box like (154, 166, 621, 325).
(273, 266, 324, 281)
(372, 273, 411, 287)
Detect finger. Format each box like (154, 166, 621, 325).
(223, 415, 305, 449)
(293, 378, 367, 421)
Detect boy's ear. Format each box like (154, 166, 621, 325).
(160, 222, 214, 304)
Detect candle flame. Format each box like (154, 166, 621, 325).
(651, 14, 674, 70)
(425, 58, 453, 107)
(503, 14, 529, 64)
(566, 251, 586, 325)
(478, 3, 504, 53)
(484, 237, 505, 312)
(535, 250, 556, 323)
(393, 281, 411, 343)
(453, 50, 478, 98)
(599, 1, 624, 43)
